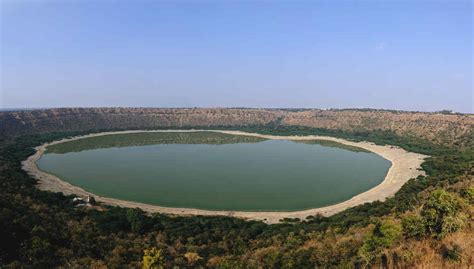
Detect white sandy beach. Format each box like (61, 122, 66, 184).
(22, 130, 428, 224)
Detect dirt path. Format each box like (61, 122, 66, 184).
(22, 129, 428, 224)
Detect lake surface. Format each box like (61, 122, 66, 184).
(37, 132, 391, 211)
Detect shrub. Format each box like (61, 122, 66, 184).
(358, 220, 402, 264)
(461, 185, 474, 204)
(442, 243, 463, 262)
(184, 252, 202, 266)
(142, 247, 166, 269)
(441, 214, 467, 235)
(401, 214, 426, 239)
(421, 189, 466, 239)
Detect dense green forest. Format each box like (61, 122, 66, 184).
(0, 124, 472, 268)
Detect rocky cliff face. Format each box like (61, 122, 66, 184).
(1, 108, 472, 147)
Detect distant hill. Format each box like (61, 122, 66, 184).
(1, 107, 472, 148)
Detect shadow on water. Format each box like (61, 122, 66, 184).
(46, 131, 370, 154)
(292, 140, 370, 153)
(46, 132, 267, 154)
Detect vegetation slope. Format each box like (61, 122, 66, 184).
(0, 108, 472, 268)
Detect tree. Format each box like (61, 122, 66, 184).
(126, 208, 148, 234)
(142, 247, 165, 269)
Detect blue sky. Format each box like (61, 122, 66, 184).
(1, 1, 472, 112)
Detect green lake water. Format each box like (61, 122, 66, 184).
(37, 132, 391, 211)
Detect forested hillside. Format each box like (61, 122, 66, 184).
(0, 108, 472, 268)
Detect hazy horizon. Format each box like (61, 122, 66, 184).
(0, 106, 471, 114)
(1, 1, 472, 113)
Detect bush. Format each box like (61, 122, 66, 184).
(401, 214, 426, 239)
(142, 247, 166, 269)
(421, 189, 466, 239)
(358, 220, 402, 264)
(442, 243, 463, 262)
(461, 186, 474, 204)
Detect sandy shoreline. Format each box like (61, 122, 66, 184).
(22, 129, 427, 224)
